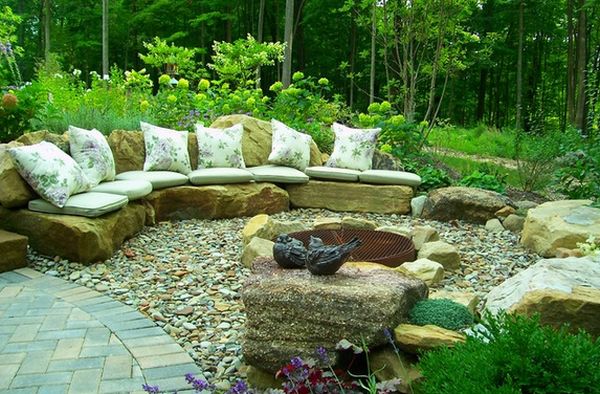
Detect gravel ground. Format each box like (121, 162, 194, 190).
(27, 208, 540, 386)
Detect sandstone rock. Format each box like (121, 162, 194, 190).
(485, 256, 600, 337)
(288, 180, 413, 214)
(372, 150, 404, 171)
(15, 130, 69, 152)
(341, 216, 378, 230)
(241, 238, 274, 268)
(417, 241, 460, 270)
(0, 204, 145, 264)
(144, 183, 289, 221)
(411, 226, 439, 250)
(344, 261, 393, 271)
(521, 200, 600, 257)
(429, 290, 480, 315)
(242, 214, 306, 245)
(422, 186, 514, 224)
(369, 348, 421, 392)
(313, 217, 342, 230)
(394, 324, 465, 354)
(211, 115, 322, 167)
(242, 214, 269, 244)
(515, 200, 538, 211)
(0, 141, 35, 208)
(495, 206, 516, 218)
(485, 218, 505, 232)
(503, 214, 525, 233)
(411, 195, 427, 217)
(376, 225, 412, 237)
(243, 258, 428, 372)
(397, 259, 444, 286)
(554, 247, 583, 258)
(0, 230, 28, 273)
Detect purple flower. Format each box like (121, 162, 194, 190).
(383, 328, 394, 344)
(315, 346, 330, 365)
(227, 380, 250, 394)
(185, 373, 210, 391)
(142, 383, 160, 393)
(290, 356, 304, 369)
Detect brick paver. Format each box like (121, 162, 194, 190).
(0, 268, 204, 393)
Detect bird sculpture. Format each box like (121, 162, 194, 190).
(305, 236, 362, 275)
(272, 234, 308, 269)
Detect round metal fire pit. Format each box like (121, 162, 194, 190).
(287, 229, 415, 268)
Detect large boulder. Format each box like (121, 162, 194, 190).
(485, 256, 600, 337)
(0, 142, 35, 208)
(243, 258, 428, 372)
(210, 115, 322, 167)
(15, 130, 69, 152)
(520, 200, 600, 257)
(0, 204, 146, 264)
(143, 183, 289, 221)
(0, 229, 28, 273)
(422, 186, 514, 224)
(241, 237, 274, 268)
(287, 180, 413, 214)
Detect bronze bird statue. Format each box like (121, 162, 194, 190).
(273, 234, 308, 269)
(305, 236, 362, 275)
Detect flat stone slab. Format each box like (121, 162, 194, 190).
(286, 180, 413, 214)
(0, 230, 28, 273)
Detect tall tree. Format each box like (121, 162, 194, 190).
(369, 1, 376, 104)
(515, 0, 524, 130)
(43, 0, 50, 61)
(102, 0, 109, 78)
(574, 0, 587, 130)
(282, 0, 294, 87)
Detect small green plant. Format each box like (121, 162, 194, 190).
(409, 299, 474, 331)
(417, 313, 600, 394)
(577, 235, 600, 257)
(458, 169, 506, 194)
(139, 37, 198, 79)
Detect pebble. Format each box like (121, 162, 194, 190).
(26, 208, 539, 385)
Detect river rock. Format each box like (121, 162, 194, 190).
(341, 216, 378, 230)
(503, 214, 525, 233)
(397, 259, 444, 286)
(520, 200, 600, 257)
(241, 214, 306, 245)
(394, 324, 465, 354)
(411, 195, 427, 217)
(288, 180, 413, 214)
(210, 115, 322, 167)
(422, 186, 514, 224)
(241, 237, 274, 268)
(411, 226, 439, 250)
(417, 241, 460, 270)
(0, 141, 35, 208)
(143, 183, 289, 221)
(485, 256, 600, 337)
(485, 218, 505, 232)
(0, 204, 145, 264)
(243, 258, 428, 372)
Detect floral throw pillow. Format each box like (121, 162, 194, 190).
(268, 119, 312, 171)
(141, 122, 192, 175)
(195, 124, 246, 168)
(8, 141, 91, 208)
(325, 123, 381, 171)
(67, 125, 116, 187)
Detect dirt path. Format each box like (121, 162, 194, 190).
(425, 147, 520, 170)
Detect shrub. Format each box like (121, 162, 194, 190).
(417, 313, 600, 394)
(409, 299, 474, 331)
(458, 169, 506, 194)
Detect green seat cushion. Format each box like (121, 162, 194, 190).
(28, 192, 128, 217)
(247, 165, 309, 184)
(305, 166, 361, 182)
(115, 171, 188, 189)
(90, 180, 153, 200)
(188, 168, 254, 185)
(359, 169, 422, 187)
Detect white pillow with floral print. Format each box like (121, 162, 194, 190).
(8, 141, 91, 208)
(268, 119, 312, 171)
(325, 123, 381, 171)
(195, 124, 246, 169)
(141, 122, 192, 175)
(67, 126, 116, 187)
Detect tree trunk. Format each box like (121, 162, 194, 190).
(369, 2, 376, 104)
(476, 69, 488, 121)
(566, 0, 576, 126)
(515, 0, 524, 130)
(102, 0, 109, 78)
(349, 11, 357, 108)
(282, 0, 294, 87)
(43, 0, 51, 61)
(256, 0, 266, 88)
(574, 0, 587, 131)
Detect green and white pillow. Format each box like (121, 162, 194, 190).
(67, 125, 116, 187)
(141, 121, 192, 175)
(8, 141, 91, 208)
(326, 123, 381, 171)
(195, 123, 246, 168)
(268, 119, 312, 171)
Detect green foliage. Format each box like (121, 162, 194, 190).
(139, 37, 197, 78)
(428, 125, 521, 159)
(458, 169, 506, 194)
(0, 5, 22, 86)
(417, 313, 600, 394)
(409, 299, 474, 331)
(553, 131, 600, 201)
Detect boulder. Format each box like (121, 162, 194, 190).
(485, 218, 505, 232)
(485, 256, 600, 337)
(0, 229, 28, 273)
(341, 216, 378, 230)
(371, 150, 404, 171)
(243, 258, 428, 372)
(411, 226, 439, 250)
(515, 200, 538, 211)
(0, 204, 146, 264)
(0, 141, 35, 208)
(394, 324, 465, 354)
(411, 195, 427, 217)
(417, 241, 460, 270)
(241, 238, 274, 268)
(15, 130, 69, 152)
(397, 259, 444, 286)
(210, 115, 322, 167)
(245, 366, 281, 391)
(143, 183, 289, 221)
(288, 180, 413, 214)
(242, 214, 269, 244)
(520, 200, 600, 257)
(422, 186, 514, 224)
(495, 206, 516, 218)
(376, 225, 412, 237)
(241, 214, 306, 245)
(429, 290, 480, 315)
(503, 214, 525, 233)
(313, 217, 342, 230)
(554, 247, 583, 258)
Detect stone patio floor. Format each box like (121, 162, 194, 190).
(0, 268, 203, 393)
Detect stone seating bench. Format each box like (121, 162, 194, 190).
(0, 115, 416, 264)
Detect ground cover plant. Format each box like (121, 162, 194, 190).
(409, 299, 475, 331)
